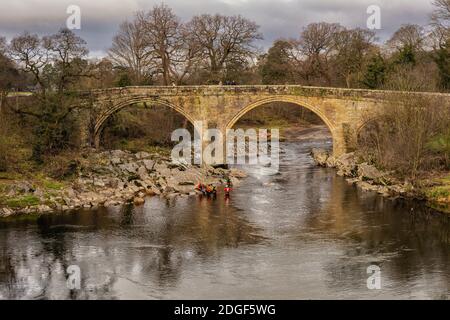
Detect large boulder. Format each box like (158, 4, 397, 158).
(230, 177, 240, 186)
(77, 191, 103, 207)
(135, 152, 151, 160)
(118, 162, 139, 174)
(357, 163, 385, 183)
(171, 168, 202, 185)
(14, 181, 35, 193)
(156, 177, 168, 189)
(104, 178, 121, 189)
(0, 207, 14, 217)
(36, 205, 53, 213)
(356, 181, 380, 192)
(93, 180, 106, 187)
(229, 168, 247, 178)
(388, 184, 409, 196)
(104, 199, 121, 207)
(335, 153, 358, 177)
(133, 197, 145, 206)
(326, 156, 337, 168)
(311, 148, 329, 166)
(154, 162, 171, 178)
(110, 157, 122, 165)
(163, 186, 176, 194)
(137, 166, 149, 180)
(142, 159, 155, 171)
(110, 150, 128, 159)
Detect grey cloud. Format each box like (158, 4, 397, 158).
(0, 0, 436, 56)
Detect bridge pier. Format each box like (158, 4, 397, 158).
(332, 135, 349, 157)
(94, 134, 101, 149)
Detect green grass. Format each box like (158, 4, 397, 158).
(424, 175, 450, 204)
(42, 180, 65, 191)
(3, 195, 41, 208)
(0, 184, 7, 193)
(427, 201, 450, 214)
(427, 187, 450, 199)
(427, 134, 450, 155)
(0, 172, 19, 180)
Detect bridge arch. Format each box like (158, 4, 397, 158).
(225, 96, 338, 152)
(93, 97, 196, 148)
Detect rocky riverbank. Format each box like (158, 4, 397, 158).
(311, 148, 450, 213)
(0, 150, 246, 218)
(311, 148, 417, 197)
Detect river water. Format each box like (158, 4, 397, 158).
(0, 139, 449, 300)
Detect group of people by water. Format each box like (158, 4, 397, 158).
(195, 178, 233, 198)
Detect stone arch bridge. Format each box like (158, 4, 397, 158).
(78, 85, 448, 158)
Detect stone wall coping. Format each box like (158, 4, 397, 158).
(82, 85, 450, 100)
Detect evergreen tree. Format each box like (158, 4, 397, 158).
(394, 45, 416, 66)
(117, 72, 132, 87)
(434, 40, 450, 90)
(260, 40, 294, 84)
(362, 53, 386, 89)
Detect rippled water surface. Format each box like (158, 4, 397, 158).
(0, 140, 449, 299)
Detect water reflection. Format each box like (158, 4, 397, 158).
(0, 141, 448, 299)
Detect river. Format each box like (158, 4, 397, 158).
(0, 139, 449, 300)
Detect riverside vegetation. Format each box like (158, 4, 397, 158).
(311, 148, 450, 213)
(310, 94, 450, 213)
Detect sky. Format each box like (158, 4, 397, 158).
(0, 0, 436, 57)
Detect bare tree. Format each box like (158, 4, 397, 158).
(383, 62, 439, 92)
(431, 0, 450, 49)
(299, 23, 341, 57)
(7, 30, 92, 159)
(173, 26, 203, 84)
(139, 4, 200, 85)
(0, 37, 19, 114)
(186, 14, 262, 83)
(9, 29, 89, 94)
(332, 28, 376, 87)
(359, 94, 450, 178)
(109, 17, 153, 84)
(43, 28, 89, 92)
(297, 22, 342, 85)
(90, 58, 116, 89)
(0, 37, 6, 54)
(9, 32, 49, 92)
(387, 24, 426, 53)
(432, 0, 450, 27)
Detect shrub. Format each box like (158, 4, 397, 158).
(358, 94, 450, 178)
(0, 114, 28, 172)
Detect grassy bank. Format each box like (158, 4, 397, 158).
(421, 174, 450, 213)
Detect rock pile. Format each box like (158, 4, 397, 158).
(0, 150, 247, 217)
(311, 148, 413, 197)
